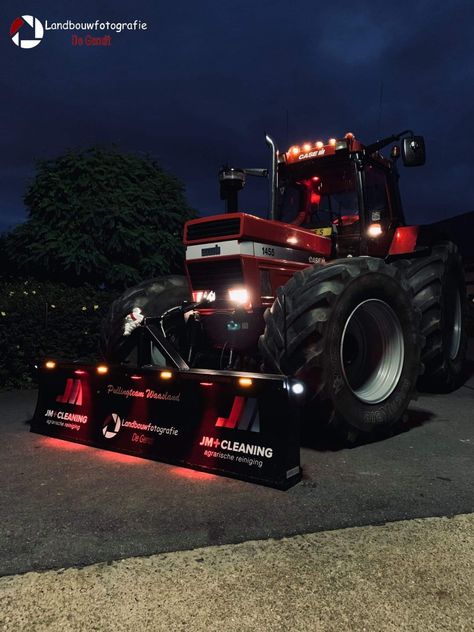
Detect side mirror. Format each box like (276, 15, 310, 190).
(401, 135, 426, 167)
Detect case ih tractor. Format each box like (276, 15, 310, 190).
(33, 130, 468, 488)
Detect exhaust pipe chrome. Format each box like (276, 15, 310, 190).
(265, 134, 278, 220)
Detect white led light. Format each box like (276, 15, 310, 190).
(291, 382, 305, 395)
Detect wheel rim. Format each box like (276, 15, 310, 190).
(448, 288, 462, 360)
(340, 299, 405, 404)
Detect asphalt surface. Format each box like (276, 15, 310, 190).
(1, 343, 473, 577)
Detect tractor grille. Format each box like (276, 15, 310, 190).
(187, 259, 244, 298)
(186, 217, 241, 242)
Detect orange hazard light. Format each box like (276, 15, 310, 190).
(238, 377, 253, 388)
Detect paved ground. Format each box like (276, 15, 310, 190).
(0, 355, 473, 577)
(1, 514, 473, 631)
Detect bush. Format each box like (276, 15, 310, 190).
(0, 279, 117, 390)
(2, 147, 196, 288)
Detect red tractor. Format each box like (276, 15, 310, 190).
(100, 130, 468, 441)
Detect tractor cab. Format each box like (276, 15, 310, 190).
(218, 131, 425, 259)
(277, 132, 425, 258)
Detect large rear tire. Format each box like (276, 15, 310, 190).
(100, 275, 190, 363)
(259, 258, 422, 439)
(394, 242, 468, 392)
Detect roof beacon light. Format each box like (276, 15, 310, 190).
(328, 138, 337, 146)
(290, 146, 300, 155)
(303, 142, 312, 152)
(315, 141, 324, 149)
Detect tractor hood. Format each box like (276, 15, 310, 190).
(184, 212, 331, 258)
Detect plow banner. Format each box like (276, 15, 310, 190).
(31, 364, 302, 489)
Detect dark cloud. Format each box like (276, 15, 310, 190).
(1, 0, 474, 232)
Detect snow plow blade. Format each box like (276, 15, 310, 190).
(31, 362, 302, 489)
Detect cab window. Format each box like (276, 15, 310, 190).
(363, 164, 390, 222)
(278, 160, 359, 230)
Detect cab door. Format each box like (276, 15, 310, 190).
(362, 161, 401, 257)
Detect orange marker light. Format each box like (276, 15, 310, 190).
(45, 360, 56, 369)
(238, 377, 253, 388)
(96, 365, 109, 375)
(160, 370, 173, 380)
(302, 143, 312, 152)
(315, 141, 324, 149)
(328, 138, 337, 146)
(290, 146, 300, 155)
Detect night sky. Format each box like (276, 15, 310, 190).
(2, 0, 474, 233)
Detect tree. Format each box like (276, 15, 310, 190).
(3, 147, 196, 287)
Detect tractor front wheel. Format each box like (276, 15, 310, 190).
(259, 257, 422, 440)
(100, 275, 190, 364)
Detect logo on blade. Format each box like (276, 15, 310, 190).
(56, 379, 83, 406)
(10, 15, 44, 48)
(102, 413, 122, 439)
(215, 397, 260, 432)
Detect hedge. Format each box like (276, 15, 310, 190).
(0, 279, 472, 391)
(0, 279, 117, 390)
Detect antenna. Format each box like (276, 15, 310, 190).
(377, 81, 384, 138)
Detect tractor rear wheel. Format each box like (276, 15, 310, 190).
(259, 257, 422, 440)
(100, 275, 190, 363)
(394, 242, 467, 392)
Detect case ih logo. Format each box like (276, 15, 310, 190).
(10, 15, 44, 49)
(201, 245, 221, 257)
(215, 397, 260, 432)
(56, 379, 83, 406)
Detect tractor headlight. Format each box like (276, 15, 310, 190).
(192, 290, 216, 303)
(228, 288, 250, 305)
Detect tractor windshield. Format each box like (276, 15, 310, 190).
(278, 157, 359, 231)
